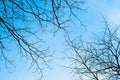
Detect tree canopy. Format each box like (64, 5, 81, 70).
(66, 20, 120, 80)
(0, 0, 86, 78)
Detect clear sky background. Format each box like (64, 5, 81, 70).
(1, 0, 120, 80)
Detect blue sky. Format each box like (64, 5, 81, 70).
(1, 0, 120, 80)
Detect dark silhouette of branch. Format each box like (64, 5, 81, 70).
(0, 0, 86, 79)
(66, 22, 120, 80)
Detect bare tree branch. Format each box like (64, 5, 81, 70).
(0, 0, 86, 79)
(66, 22, 120, 80)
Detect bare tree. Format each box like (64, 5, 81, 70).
(0, 0, 86, 78)
(66, 21, 120, 80)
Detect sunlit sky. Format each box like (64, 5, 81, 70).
(1, 0, 120, 80)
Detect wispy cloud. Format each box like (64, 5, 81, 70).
(106, 9, 120, 25)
